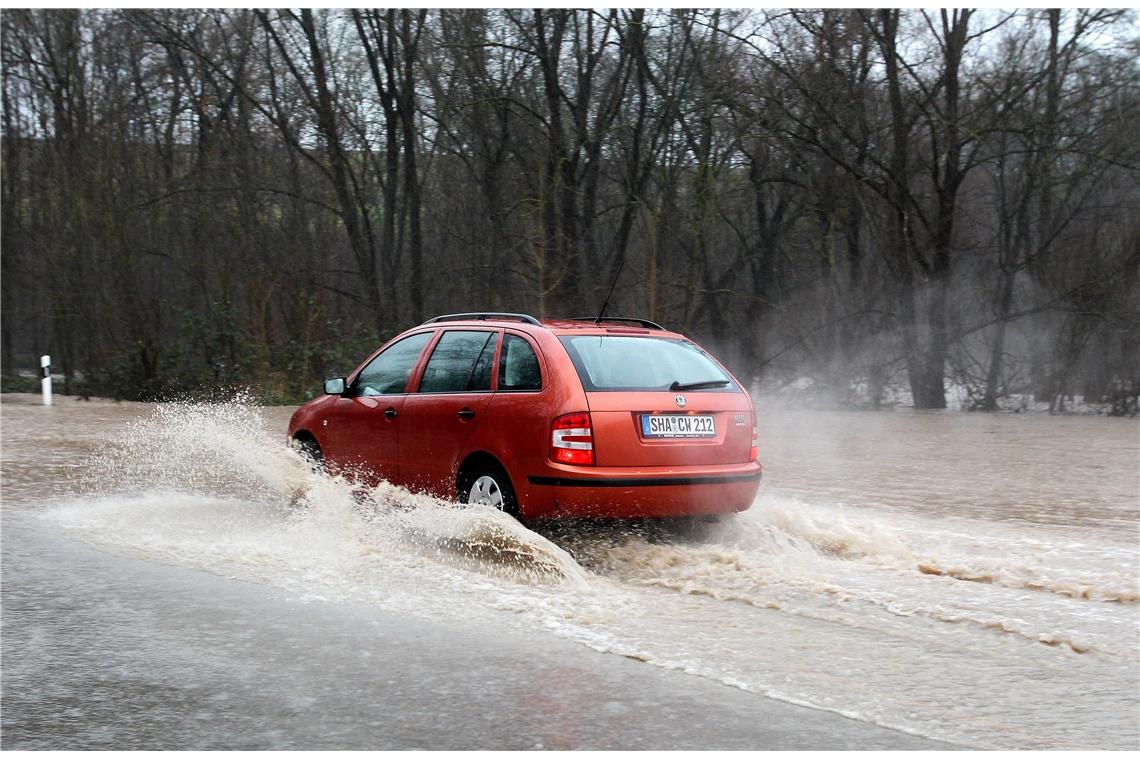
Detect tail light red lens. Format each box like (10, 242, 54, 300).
(551, 412, 594, 465)
(749, 425, 760, 463)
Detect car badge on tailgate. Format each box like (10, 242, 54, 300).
(674, 395, 687, 407)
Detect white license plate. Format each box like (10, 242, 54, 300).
(641, 414, 716, 438)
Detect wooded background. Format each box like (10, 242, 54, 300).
(2, 9, 1137, 410)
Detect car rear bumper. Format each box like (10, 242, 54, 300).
(519, 461, 762, 520)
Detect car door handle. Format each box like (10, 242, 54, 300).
(457, 408, 476, 420)
(384, 407, 398, 418)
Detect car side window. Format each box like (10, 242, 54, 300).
(418, 331, 497, 393)
(469, 333, 497, 391)
(355, 332, 433, 396)
(499, 334, 541, 391)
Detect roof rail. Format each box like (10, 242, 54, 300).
(422, 312, 542, 326)
(568, 316, 666, 330)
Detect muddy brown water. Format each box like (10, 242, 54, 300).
(2, 393, 1137, 749)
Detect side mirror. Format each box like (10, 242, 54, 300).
(324, 377, 347, 396)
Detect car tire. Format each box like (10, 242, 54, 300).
(292, 435, 325, 474)
(458, 463, 520, 520)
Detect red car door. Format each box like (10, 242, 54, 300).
(322, 330, 435, 485)
(398, 329, 500, 498)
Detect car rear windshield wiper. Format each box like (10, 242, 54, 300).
(669, 379, 730, 391)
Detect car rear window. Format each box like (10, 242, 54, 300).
(558, 335, 737, 392)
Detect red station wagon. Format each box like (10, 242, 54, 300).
(288, 313, 762, 521)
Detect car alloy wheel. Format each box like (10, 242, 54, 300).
(468, 475, 505, 510)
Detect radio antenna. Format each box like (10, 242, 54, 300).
(596, 254, 626, 323)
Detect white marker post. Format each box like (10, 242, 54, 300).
(40, 354, 52, 406)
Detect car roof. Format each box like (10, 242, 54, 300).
(419, 313, 685, 339)
(540, 319, 683, 338)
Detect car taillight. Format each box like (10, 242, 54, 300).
(551, 412, 594, 466)
(749, 425, 759, 462)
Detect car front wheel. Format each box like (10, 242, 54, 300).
(291, 435, 325, 473)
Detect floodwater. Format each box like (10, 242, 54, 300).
(1, 393, 1137, 749)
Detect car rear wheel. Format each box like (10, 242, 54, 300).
(459, 464, 519, 520)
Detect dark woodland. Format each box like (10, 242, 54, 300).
(2, 9, 1137, 410)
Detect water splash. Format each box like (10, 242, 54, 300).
(64, 396, 587, 588)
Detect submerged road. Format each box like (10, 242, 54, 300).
(1, 515, 951, 750)
(6, 395, 1136, 750)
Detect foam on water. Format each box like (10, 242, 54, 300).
(20, 399, 1140, 750)
(57, 396, 586, 589)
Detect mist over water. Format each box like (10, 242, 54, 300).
(2, 395, 1137, 750)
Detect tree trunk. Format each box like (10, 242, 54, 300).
(398, 11, 426, 322)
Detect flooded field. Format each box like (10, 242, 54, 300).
(2, 393, 1137, 749)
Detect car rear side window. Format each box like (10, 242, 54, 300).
(499, 334, 541, 391)
(418, 330, 497, 393)
(558, 335, 736, 392)
(356, 331, 433, 395)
